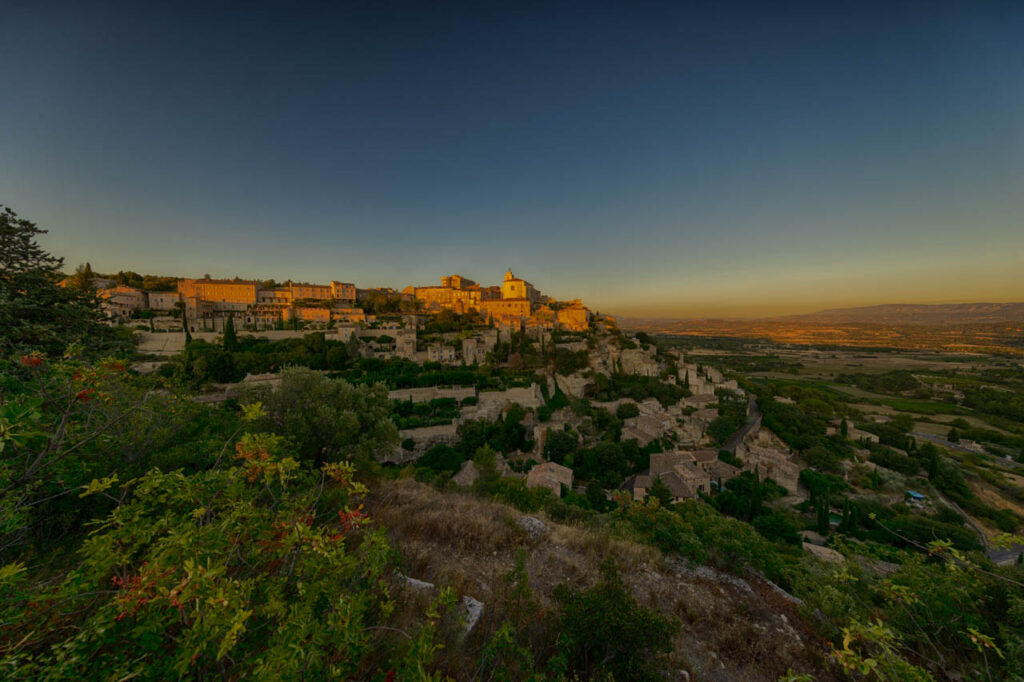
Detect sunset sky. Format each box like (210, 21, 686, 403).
(2, 1, 1022, 318)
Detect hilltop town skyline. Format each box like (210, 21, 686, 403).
(65, 259, 1024, 321)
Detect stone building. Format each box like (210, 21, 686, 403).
(427, 344, 458, 364)
(647, 451, 716, 500)
(526, 462, 574, 496)
(556, 300, 591, 332)
(147, 291, 181, 311)
(100, 286, 147, 319)
(500, 269, 539, 302)
(478, 298, 531, 320)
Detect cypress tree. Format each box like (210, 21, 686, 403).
(223, 315, 238, 351)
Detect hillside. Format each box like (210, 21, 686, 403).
(367, 479, 835, 681)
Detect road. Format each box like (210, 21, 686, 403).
(987, 545, 1024, 566)
(911, 431, 1022, 471)
(723, 396, 762, 454)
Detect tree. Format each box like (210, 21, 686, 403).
(616, 402, 640, 420)
(553, 559, 678, 681)
(0, 206, 119, 356)
(67, 262, 95, 292)
(586, 479, 608, 511)
(708, 415, 740, 446)
(543, 429, 578, 464)
(840, 418, 849, 438)
(648, 476, 673, 506)
(243, 366, 397, 464)
(222, 314, 239, 352)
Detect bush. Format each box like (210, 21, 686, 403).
(243, 366, 398, 464)
(615, 402, 640, 419)
(553, 560, 678, 681)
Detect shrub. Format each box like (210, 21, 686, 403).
(553, 559, 678, 681)
(616, 402, 640, 419)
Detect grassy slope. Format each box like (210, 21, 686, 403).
(365, 479, 839, 681)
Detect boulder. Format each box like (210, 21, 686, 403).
(805, 543, 845, 564)
(518, 515, 550, 539)
(460, 595, 485, 635)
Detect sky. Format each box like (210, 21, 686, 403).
(2, 1, 1023, 318)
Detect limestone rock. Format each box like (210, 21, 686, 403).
(518, 515, 550, 539)
(403, 574, 436, 591)
(460, 595, 485, 634)
(805, 543, 845, 564)
(452, 460, 479, 487)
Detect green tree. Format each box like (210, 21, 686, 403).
(542, 429, 578, 464)
(648, 476, 673, 506)
(67, 262, 95, 292)
(243, 366, 397, 464)
(585, 479, 608, 511)
(553, 559, 678, 681)
(616, 401, 640, 419)
(0, 206, 119, 356)
(222, 314, 239, 352)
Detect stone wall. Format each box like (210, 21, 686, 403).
(478, 384, 543, 409)
(387, 386, 477, 403)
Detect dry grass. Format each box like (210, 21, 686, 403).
(363, 479, 839, 681)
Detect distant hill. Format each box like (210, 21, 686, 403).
(776, 302, 1024, 326)
(620, 302, 1024, 329)
(617, 302, 1024, 354)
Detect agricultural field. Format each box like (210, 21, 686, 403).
(662, 336, 1024, 547)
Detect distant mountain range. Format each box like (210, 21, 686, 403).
(621, 302, 1024, 328)
(774, 302, 1024, 326)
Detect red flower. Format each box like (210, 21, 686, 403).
(20, 354, 43, 368)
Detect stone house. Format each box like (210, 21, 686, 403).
(526, 462, 574, 496)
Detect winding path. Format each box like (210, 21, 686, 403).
(723, 396, 762, 454)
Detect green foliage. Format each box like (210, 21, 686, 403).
(0, 206, 122, 357)
(542, 429, 577, 464)
(391, 396, 460, 430)
(586, 372, 689, 408)
(418, 444, 465, 476)
(803, 445, 843, 473)
(708, 414, 742, 446)
(574, 440, 646, 488)
(457, 409, 529, 456)
(868, 445, 919, 476)
(648, 476, 673, 507)
(243, 366, 397, 464)
(552, 348, 588, 376)
(836, 370, 922, 395)
(553, 559, 678, 681)
(221, 314, 238, 352)
(615, 401, 640, 420)
(1, 355, 241, 559)
(0, 433, 446, 679)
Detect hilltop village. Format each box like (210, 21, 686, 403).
(80, 267, 804, 509)
(92, 269, 592, 364)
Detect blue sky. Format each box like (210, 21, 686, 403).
(2, 1, 1022, 317)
